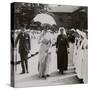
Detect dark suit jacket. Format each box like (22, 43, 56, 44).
(15, 32, 31, 54)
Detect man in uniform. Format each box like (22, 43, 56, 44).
(15, 25, 31, 74)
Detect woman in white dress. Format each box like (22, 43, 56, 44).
(73, 30, 88, 83)
(38, 25, 52, 79)
(76, 36, 84, 79)
(82, 32, 88, 83)
(73, 36, 78, 68)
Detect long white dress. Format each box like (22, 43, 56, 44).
(82, 38, 88, 83)
(38, 31, 52, 77)
(73, 38, 79, 69)
(68, 42, 74, 66)
(76, 38, 84, 79)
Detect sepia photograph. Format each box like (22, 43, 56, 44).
(11, 2, 88, 88)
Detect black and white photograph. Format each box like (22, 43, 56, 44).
(11, 2, 88, 88)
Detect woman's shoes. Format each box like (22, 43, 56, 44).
(40, 74, 50, 79)
(40, 75, 47, 79)
(46, 74, 50, 77)
(41, 75, 45, 78)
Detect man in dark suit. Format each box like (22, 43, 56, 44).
(15, 25, 31, 74)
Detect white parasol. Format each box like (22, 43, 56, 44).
(33, 13, 56, 25)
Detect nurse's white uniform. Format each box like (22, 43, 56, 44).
(82, 38, 88, 83)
